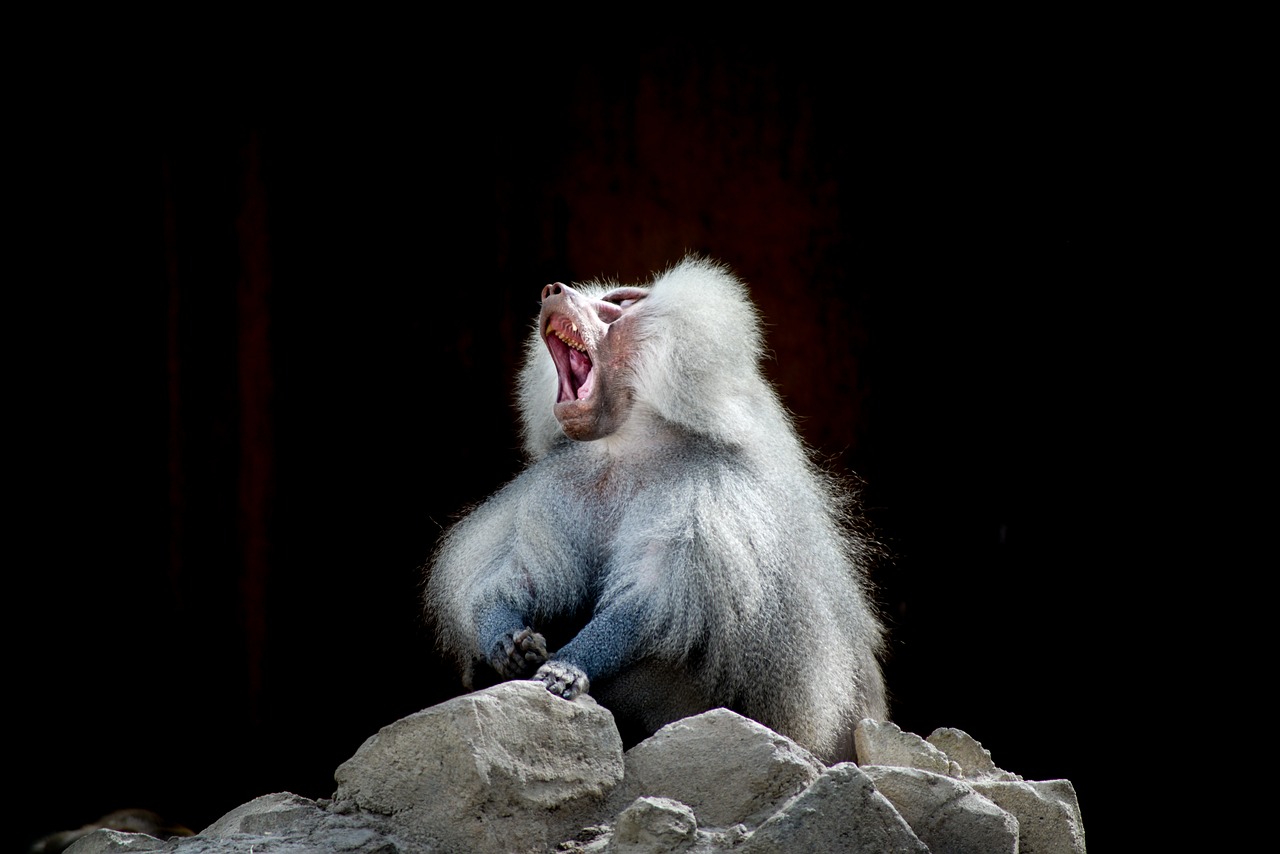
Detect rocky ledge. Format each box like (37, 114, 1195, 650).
(61, 681, 1086, 853)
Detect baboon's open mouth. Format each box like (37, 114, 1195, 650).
(545, 317, 595, 403)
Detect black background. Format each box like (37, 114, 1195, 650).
(16, 28, 1216, 852)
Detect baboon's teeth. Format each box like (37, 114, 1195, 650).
(547, 325, 587, 352)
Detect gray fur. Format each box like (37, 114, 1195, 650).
(423, 256, 888, 762)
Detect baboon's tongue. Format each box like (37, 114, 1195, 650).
(570, 349, 593, 399)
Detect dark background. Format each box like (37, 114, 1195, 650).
(17, 31, 1205, 852)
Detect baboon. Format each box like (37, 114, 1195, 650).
(423, 256, 887, 762)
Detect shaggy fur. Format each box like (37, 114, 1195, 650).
(423, 256, 887, 762)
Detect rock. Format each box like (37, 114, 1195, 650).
(59, 686, 1087, 853)
(200, 793, 325, 838)
(926, 727, 1023, 781)
(64, 792, 404, 853)
(606, 708, 824, 829)
(557, 824, 614, 853)
(862, 765, 1020, 854)
(62, 831, 167, 853)
(740, 762, 929, 854)
(607, 797, 697, 853)
(332, 679, 623, 854)
(854, 719, 961, 776)
(970, 778, 1088, 854)
(199, 792, 399, 851)
(37, 809, 192, 854)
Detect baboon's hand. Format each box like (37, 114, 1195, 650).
(489, 627, 548, 679)
(536, 661, 590, 700)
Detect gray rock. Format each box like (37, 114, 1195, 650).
(63, 830, 167, 853)
(61, 686, 1087, 853)
(607, 797, 697, 853)
(854, 718, 961, 776)
(740, 762, 929, 854)
(333, 680, 624, 854)
(926, 727, 1022, 781)
(67, 795, 404, 854)
(607, 708, 824, 829)
(556, 824, 614, 853)
(199, 793, 400, 852)
(200, 793, 325, 838)
(40, 809, 192, 854)
(971, 778, 1087, 854)
(862, 765, 1020, 854)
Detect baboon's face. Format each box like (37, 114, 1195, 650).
(539, 282, 648, 442)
